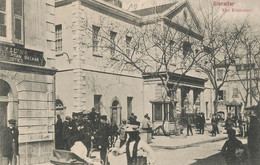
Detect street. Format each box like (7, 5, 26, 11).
(153, 137, 247, 165)
(108, 137, 247, 165)
(154, 140, 226, 165)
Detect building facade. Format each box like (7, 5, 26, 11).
(0, 0, 56, 164)
(55, 0, 209, 132)
(55, 0, 144, 124)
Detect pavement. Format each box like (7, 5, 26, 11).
(150, 133, 228, 150)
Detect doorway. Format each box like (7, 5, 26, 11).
(0, 79, 12, 162)
(111, 99, 121, 125)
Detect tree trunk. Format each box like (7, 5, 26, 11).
(214, 90, 219, 114)
(161, 100, 169, 136)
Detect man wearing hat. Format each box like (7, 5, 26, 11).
(97, 115, 110, 164)
(3, 119, 19, 165)
(62, 116, 73, 150)
(113, 124, 156, 165)
(81, 115, 94, 157)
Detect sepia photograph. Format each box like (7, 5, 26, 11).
(0, 0, 259, 164)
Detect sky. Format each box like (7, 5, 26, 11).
(121, 0, 260, 29)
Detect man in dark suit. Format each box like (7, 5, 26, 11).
(62, 116, 72, 150)
(97, 115, 110, 164)
(55, 114, 63, 149)
(3, 119, 19, 165)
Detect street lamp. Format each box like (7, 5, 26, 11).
(55, 52, 72, 63)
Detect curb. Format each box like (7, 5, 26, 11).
(151, 136, 228, 150)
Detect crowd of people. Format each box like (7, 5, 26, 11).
(54, 108, 154, 164)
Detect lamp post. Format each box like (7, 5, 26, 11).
(55, 52, 72, 63)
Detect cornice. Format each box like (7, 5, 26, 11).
(0, 61, 57, 75)
(55, 0, 204, 40)
(56, 0, 142, 26)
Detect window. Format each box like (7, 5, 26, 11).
(217, 69, 224, 81)
(154, 103, 162, 121)
(94, 95, 102, 113)
(55, 25, 62, 51)
(126, 36, 131, 56)
(92, 25, 100, 54)
(13, 0, 23, 44)
(110, 31, 117, 56)
(0, 0, 23, 43)
(0, 0, 7, 37)
(218, 90, 226, 101)
(183, 41, 191, 57)
(127, 97, 133, 119)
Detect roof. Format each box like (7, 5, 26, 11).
(225, 99, 242, 106)
(244, 105, 258, 110)
(132, 2, 177, 16)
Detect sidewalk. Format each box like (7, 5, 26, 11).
(150, 133, 228, 150)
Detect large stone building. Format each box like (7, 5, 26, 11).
(55, 0, 209, 131)
(0, 0, 56, 164)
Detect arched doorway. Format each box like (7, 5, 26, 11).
(111, 99, 121, 125)
(0, 79, 14, 162)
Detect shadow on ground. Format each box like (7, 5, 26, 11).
(190, 152, 226, 165)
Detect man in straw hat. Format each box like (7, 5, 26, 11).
(112, 124, 156, 165)
(3, 119, 19, 165)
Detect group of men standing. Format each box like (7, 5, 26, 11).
(186, 113, 206, 136)
(54, 108, 123, 164)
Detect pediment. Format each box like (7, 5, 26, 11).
(164, 1, 202, 34)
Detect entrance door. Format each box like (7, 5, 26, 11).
(0, 79, 12, 163)
(111, 100, 121, 125)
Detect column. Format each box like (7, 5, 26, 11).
(200, 89, 205, 114)
(176, 88, 182, 113)
(188, 88, 194, 113)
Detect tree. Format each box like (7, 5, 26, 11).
(196, 1, 248, 113)
(85, 10, 206, 135)
(233, 23, 260, 107)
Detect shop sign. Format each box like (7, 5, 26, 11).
(0, 43, 46, 66)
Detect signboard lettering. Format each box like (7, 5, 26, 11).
(0, 43, 46, 66)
